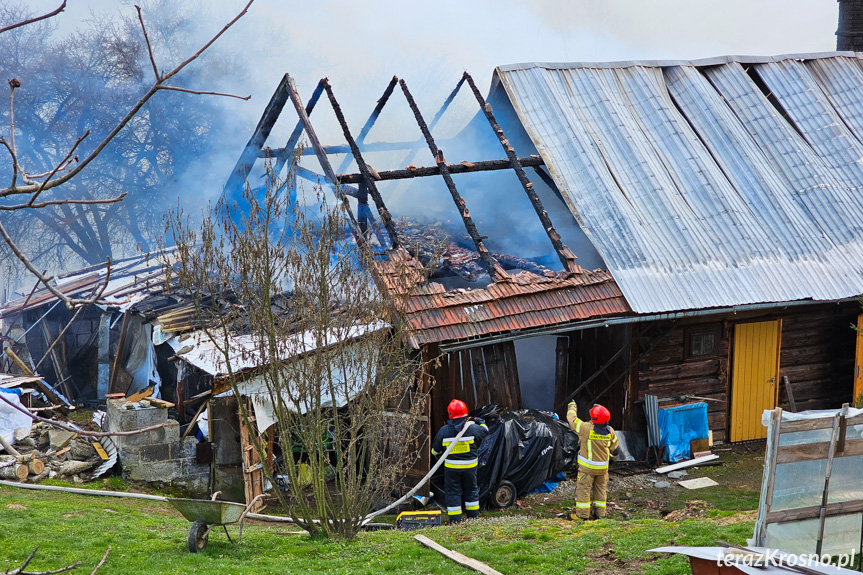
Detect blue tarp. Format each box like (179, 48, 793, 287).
(657, 402, 708, 463)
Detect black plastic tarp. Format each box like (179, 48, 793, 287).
(431, 406, 579, 507)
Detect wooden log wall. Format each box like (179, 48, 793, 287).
(635, 303, 859, 443)
(426, 341, 522, 432)
(567, 325, 632, 428)
(635, 320, 729, 441)
(778, 306, 856, 412)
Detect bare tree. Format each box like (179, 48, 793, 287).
(0, 0, 253, 308)
(165, 167, 427, 539)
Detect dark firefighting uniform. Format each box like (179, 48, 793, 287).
(567, 404, 619, 519)
(431, 416, 489, 523)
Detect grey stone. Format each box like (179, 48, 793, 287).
(13, 427, 31, 442)
(171, 474, 209, 498)
(667, 470, 688, 480)
(181, 457, 209, 476)
(654, 481, 671, 489)
(176, 438, 198, 459)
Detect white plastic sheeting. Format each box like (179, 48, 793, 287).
(124, 317, 161, 397)
(0, 390, 32, 451)
(215, 342, 376, 435)
(756, 407, 863, 557)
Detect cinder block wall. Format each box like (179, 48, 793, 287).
(106, 399, 209, 496)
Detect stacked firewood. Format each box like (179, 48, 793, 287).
(0, 422, 106, 483)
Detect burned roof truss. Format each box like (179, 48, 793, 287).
(224, 71, 584, 281)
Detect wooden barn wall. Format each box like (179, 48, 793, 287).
(635, 303, 859, 443)
(426, 342, 522, 433)
(777, 305, 856, 411)
(566, 325, 632, 429)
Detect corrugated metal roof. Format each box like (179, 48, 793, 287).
(494, 53, 863, 313)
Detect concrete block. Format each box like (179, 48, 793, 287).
(171, 473, 209, 499)
(49, 430, 76, 449)
(181, 457, 209, 477)
(135, 407, 167, 429)
(174, 438, 198, 460)
(136, 443, 171, 463)
(126, 460, 181, 482)
(115, 445, 141, 466)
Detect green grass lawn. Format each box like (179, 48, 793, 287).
(0, 482, 755, 575)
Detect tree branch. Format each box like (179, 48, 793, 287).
(5, 544, 81, 575)
(0, 1, 66, 35)
(89, 547, 110, 575)
(0, 194, 127, 211)
(134, 6, 160, 81)
(155, 85, 250, 100)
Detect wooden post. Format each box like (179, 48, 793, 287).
(757, 407, 783, 547)
(108, 310, 131, 395)
(470, 348, 489, 408)
(782, 376, 797, 412)
(96, 313, 112, 399)
(816, 412, 842, 555)
(39, 319, 73, 401)
(554, 337, 569, 419)
(502, 341, 521, 409)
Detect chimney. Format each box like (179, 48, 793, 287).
(837, 0, 863, 51)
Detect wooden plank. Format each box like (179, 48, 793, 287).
(470, 348, 489, 407)
(782, 375, 797, 412)
(125, 386, 154, 403)
(459, 350, 475, 411)
(775, 435, 863, 464)
(757, 408, 783, 546)
(484, 345, 507, 407)
(108, 310, 131, 395)
(779, 412, 863, 433)
(3, 348, 70, 414)
(501, 341, 521, 409)
(815, 412, 842, 555)
(414, 534, 504, 575)
(147, 397, 175, 409)
(766, 499, 863, 524)
(655, 454, 719, 473)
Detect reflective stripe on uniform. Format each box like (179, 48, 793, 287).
(592, 501, 606, 507)
(447, 506, 462, 515)
(575, 420, 582, 433)
(587, 437, 593, 461)
(431, 448, 440, 456)
(575, 502, 591, 508)
(578, 455, 609, 469)
(465, 501, 479, 511)
(442, 436, 475, 444)
(444, 458, 478, 468)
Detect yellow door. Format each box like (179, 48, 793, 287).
(854, 314, 863, 405)
(730, 320, 781, 442)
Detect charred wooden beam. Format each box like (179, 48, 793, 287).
(400, 75, 466, 168)
(398, 78, 506, 282)
(335, 76, 399, 174)
(323, 79, 400, 248)
(463, 72, 581, 275)
(336, 156, 544, 184)
(224, 74, 293, 197)
(272, 79, 326, 177)
(259, 137, 463, 158)
(284, 76, 367, 247)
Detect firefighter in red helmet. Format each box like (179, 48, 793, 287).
(566, 402, 619, 520)
(431, 399, 489, 523)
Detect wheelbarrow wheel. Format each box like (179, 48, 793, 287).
(188, 520, 209, 553)
(490, 480, 517, 509)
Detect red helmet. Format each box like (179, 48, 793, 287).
(590, 404, 610, 425)
(448, 399, 468, 419)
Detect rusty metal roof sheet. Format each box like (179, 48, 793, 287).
(494, 52, 863, 313)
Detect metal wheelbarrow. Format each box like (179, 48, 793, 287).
(169, 493, 266, 552)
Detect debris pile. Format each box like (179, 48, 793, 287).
(398, 220, 554, 281)
(0, 421, 114, 484)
